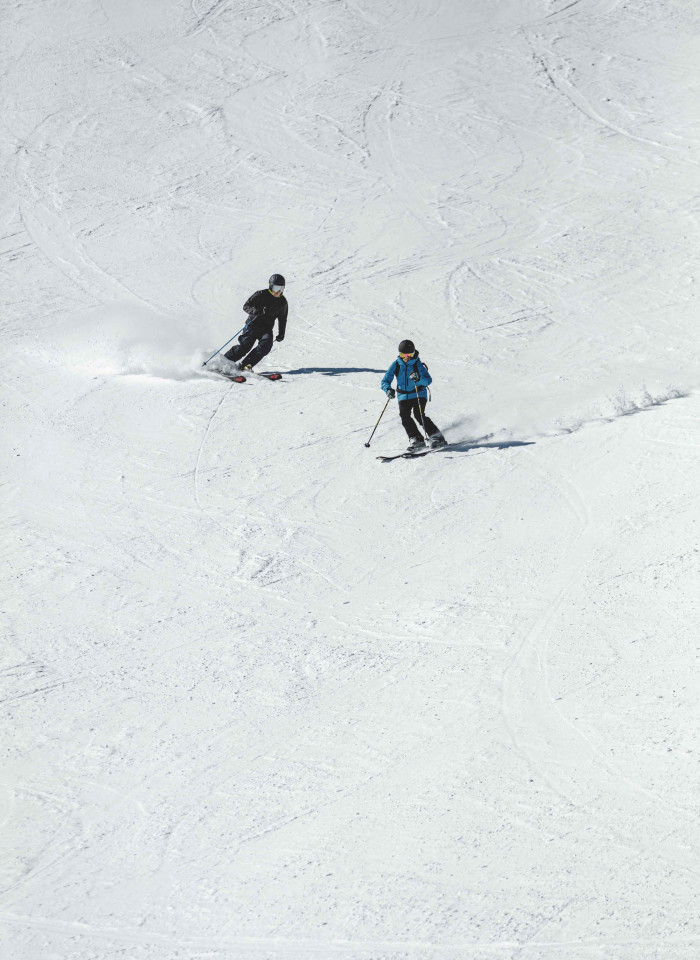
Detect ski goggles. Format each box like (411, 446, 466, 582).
(270, 284, 285, 293)
(399, 351, 415, 358)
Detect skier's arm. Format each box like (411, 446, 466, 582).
(415, 360, 432, 387)
(380, 361, 398, 396)
(276, 299, 288, 341)
(243, 290, 265, 317)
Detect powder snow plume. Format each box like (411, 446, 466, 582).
(29, 303, 227, 380)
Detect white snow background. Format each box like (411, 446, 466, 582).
(2, 1, 700, 958)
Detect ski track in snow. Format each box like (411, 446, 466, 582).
(3, 0, 700, 958)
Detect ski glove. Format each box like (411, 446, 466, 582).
(275, 334, 284, 342)
(409, 371, 420, 382)
(385, 387, 396, 399)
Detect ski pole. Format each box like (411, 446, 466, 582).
(364, 397, 391, 447)
(414, 382, 428, 437)
(202, 324, 246, 367)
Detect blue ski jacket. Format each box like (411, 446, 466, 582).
(381, 353, 432, 401)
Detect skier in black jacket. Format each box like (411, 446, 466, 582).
(224, 273, 288, 370)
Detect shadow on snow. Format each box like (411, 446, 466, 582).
(447, 437, 535, 453)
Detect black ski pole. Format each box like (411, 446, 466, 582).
(364, 397, 391, 447)
(202, 324, 246, 367)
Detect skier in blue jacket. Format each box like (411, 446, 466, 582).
(381, 340, 446, 452)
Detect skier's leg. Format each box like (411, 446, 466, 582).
(407, 397, 429, 437)
(399, 399, 423, 440)
(241, 329, 274, 368)
(417, 398, 446, 445)
(224, 323, 256, 363)
(417, 398, 440, 436)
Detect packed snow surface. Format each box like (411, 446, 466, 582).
(3, 1, 700, 958)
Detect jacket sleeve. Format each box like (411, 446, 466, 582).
(416, 360, 432, 387)
(243, 290, 265, 317)
(380, 361, 398, 393)
(277, 298, 288, 338)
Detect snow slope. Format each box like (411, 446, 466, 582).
(2, 1, 700, 958)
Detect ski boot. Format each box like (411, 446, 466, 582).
(428, 432, 447, 449)
(406, 436, 426, 455)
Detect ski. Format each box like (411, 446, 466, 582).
(376, 447, 442, 462)
(213, 372, 247, 383)
(237, 369, 283, 381)
(375, 434, 496, 462)
(209, 371, 282, 384)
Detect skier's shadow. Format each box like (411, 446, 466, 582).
(284, 367, 386, 376)
(448, 437, 535, 453)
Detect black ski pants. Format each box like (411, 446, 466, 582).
(224, 319, 274, 368)
(398, 396, 439, 440)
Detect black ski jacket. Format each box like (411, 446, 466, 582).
(243, 289, 288, 338)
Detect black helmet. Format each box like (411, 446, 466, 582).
(398, 339, 415, 354)
(269, 273, 285, 289)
